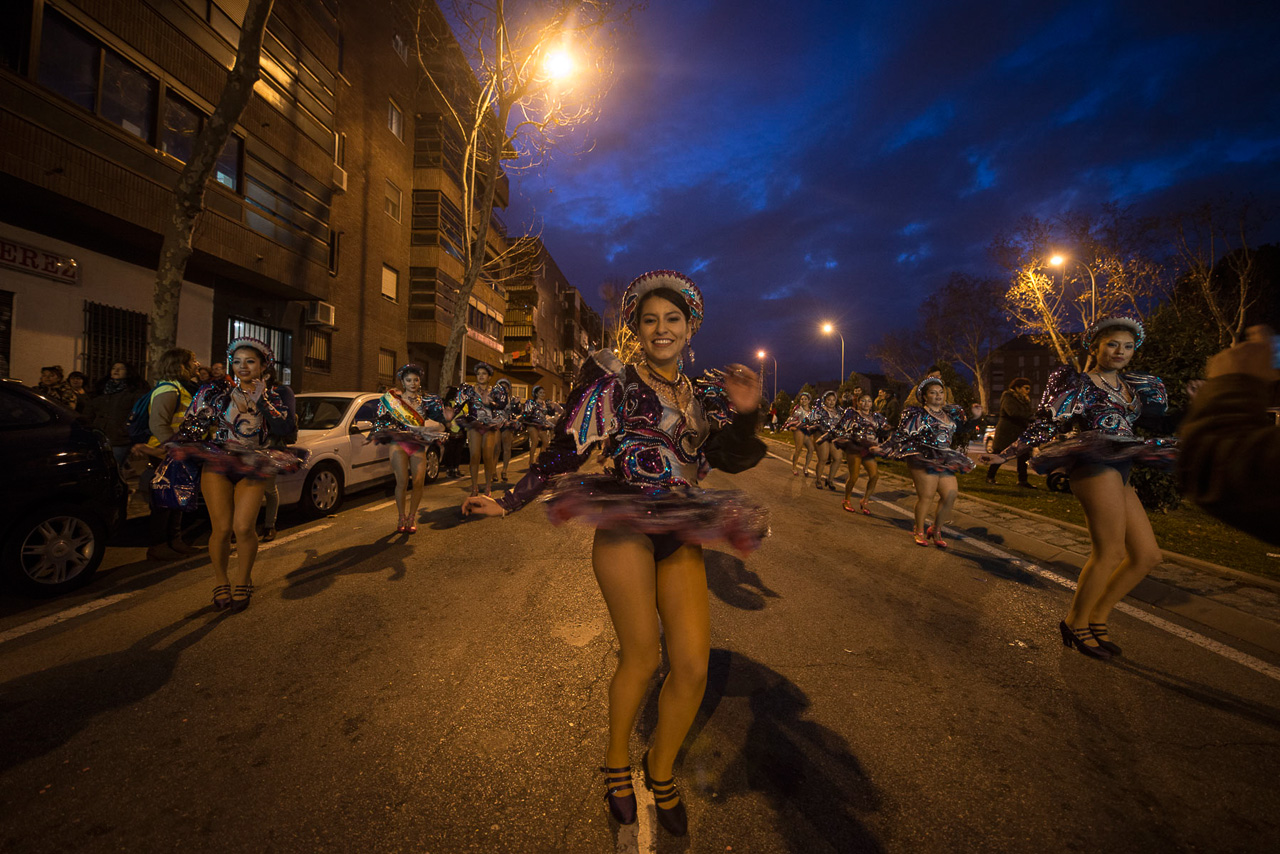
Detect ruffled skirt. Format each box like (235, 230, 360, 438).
(892, 443, 975, 475)
(833, 436, 881, 457)
(541, 474, 770, 554)
(368, 428, 445, 455)
(1028, 432, 1178, 475)
(166, 440, 306, 481)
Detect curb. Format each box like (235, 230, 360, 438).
(760, 435, 1280, 657)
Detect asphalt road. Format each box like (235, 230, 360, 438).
(2, 451, 1279, 853)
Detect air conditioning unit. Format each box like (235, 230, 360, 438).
(332, 164, 347, 193)
(305, 300, 337, 327)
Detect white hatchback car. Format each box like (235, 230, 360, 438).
(277, 392, 443, 516)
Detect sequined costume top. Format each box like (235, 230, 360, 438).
(453, 382, 508, 430)
(493, 351, 769, 551)
(782, 405, 813, 432)
(498, 392, 523, 431)
(809, 404, 845, 441)
(831, 409, 891, 453)
(1004, 366, 1176, 473)
(166, 376, 303, 478)
(370, 389, 448, 452)
(885, 404, 975, 474)
(520, 398, 561, 429)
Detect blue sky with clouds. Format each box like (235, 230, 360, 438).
(506, 0, 1280, 391)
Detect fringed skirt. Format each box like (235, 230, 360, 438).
(166, 441, 306, 481)
(1029, 432, 1178, 475)
(541, 474, 770, 554)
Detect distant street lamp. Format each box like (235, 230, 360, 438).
(1049, 253, 1100, 326)
(543, 49, 574, 80)
(757, 349, 777, 401)
(821, 322, 844, 384)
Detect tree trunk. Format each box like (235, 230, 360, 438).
(148, 0, 275, 375)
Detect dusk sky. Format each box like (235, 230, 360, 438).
(507, 0, 1280, 392)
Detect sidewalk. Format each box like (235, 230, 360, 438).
(763, 437, 1280, 659)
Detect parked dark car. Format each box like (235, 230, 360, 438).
(0, 379, 128, 595)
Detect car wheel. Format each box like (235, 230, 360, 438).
(301, 463, 344, 516)
(3, 507, 107, 596)
(1048, 471, 1072, 494)
(422, 446, 441, 483)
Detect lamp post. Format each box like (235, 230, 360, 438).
(1049, 253, 1100, 326)
(821, 322, 844, 385)
(757, 349, 777, 401)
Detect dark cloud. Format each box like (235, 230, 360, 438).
(508, 0, 1280, 391)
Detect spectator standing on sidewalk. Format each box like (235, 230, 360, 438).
(84, 361, 150, 468)
(31, 365, 78, 410)
(986, 378, 1035, 487)
(1178, 326, 1280, 545)
(257, 364, 296, 542)
(66, 371, 90, 412)
(882, 390, 903, 427)
(138, 348, 202, 561)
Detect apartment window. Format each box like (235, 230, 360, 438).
(214, 134, 242, 192)
(381, 265, 398, 301)
(388, 99, 403, 140)
(100, 50, 157, 142)
(37, 10, 100, 111)
(327, 229, 341, 275)
(378, 348, 396, 386)
(384, 180, 402, 222)
(392, 34, 409, 63)
(305, 328, 332, 372)
(333, 131, 346, 167)
(161, 92, 201, 163)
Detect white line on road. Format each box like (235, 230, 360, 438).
(763, 450, 1280, 683)
(257, 524, 332, 551)
(363, 499, 396, 512)
(0, 592, 138, 646)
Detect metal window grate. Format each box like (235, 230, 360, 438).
(304, 328, 331, 372)
(378, 348, 395, 386)
(83, 300, 148, 381)
(227, 317, 293, 385)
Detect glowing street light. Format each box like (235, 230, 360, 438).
(757, 349, 777, 400)
(1048, 253, 1099, 325)
(821, 323, 844, 384)
(543, 50, 574, 80)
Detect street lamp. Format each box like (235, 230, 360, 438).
(543, 50, 574, 79)
(757, 349, 777, 401)
(821, 322, 844, 384)
(1049, 253, 1100, 326)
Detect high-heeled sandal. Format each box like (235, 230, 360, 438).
(1059, 621, 1111, 660)
(211, 584, 232, 611)
(406, 519, 418, 534)
(926, 525, 948, 548)
(395, 515, 408, 534)
(913, 531, 929, 546)
(1088, 623, 1123, 656)
(842, 499, 856, 513)
(858, 499, 871, 515)
(601, 765, 637, 825)
(642, 750, 688, 837)
(229, 584, 252, 613)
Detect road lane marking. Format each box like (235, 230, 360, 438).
(363, 499, 396, 512)
(257, 524, 332, 551)
(763, 449, 1280, 682)
(0, 592, 138, 645)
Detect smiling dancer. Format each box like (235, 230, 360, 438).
(885, 377, 973, 547)
(462, 271, 767, 838)
(166, 338, 302, 611)
(370, 364, 449, 534)
(452, 362, 505, 496)
(783, 392, 816, 476)
(520, 385, 561, 465)
(994, 317, 1174, 660)
(835, 392, 891, 514)
(811, 390, 844, 490)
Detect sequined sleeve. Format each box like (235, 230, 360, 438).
(1127, 372, 1169, 428)
(695, 369, 766, 474)
(497, 355, 623, 514)
(1002, 366, 1080, 455)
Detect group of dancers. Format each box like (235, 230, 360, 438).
(152, 267, 1178, 840)
(783, 381, 972, 546)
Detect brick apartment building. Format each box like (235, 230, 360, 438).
(0, 0, 562, 394)
(985, 334, 1062, 404)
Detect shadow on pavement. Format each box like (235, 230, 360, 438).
(641, 648, 884, 852)
(705, 550, 781, 611)
(1111, 659, 1280, 731)
(281, 538, 412, 597)
(0, 609, 225, 773)
(419, 504, 471, 531)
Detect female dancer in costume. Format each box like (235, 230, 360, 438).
(462, 271, 767, 838)
(452, 362, 505, 496)
(811, 390, 844, 490)
(836, 392, 890, 515)
(494, 378, 520, 483)
(991, 318, 1173, 660)
(885, 377, 972, 547)
(784, 392, 815, 476)
(370, 364, 450, 534)
(166, 338, 302, 611)
(520, 385, 561, 465)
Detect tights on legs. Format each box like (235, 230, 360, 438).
(391, 446, 427, 523)
(593, 529, 710, 805)
(201, 471, 266, 588)
(467, 428, 499, 493)
(791, 430, 813, 473)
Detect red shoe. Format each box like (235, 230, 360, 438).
(927, 525, 948, 548)
(913, 532, 929, 546)
(858, 500, 871, 515)
(407, 523, 418, 534)
(396, 515, 408, 534)
(842, 499, 856, 513)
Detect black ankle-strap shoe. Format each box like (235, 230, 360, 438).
(642, 750, 688, 837)
(601, 765, 636, 825)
